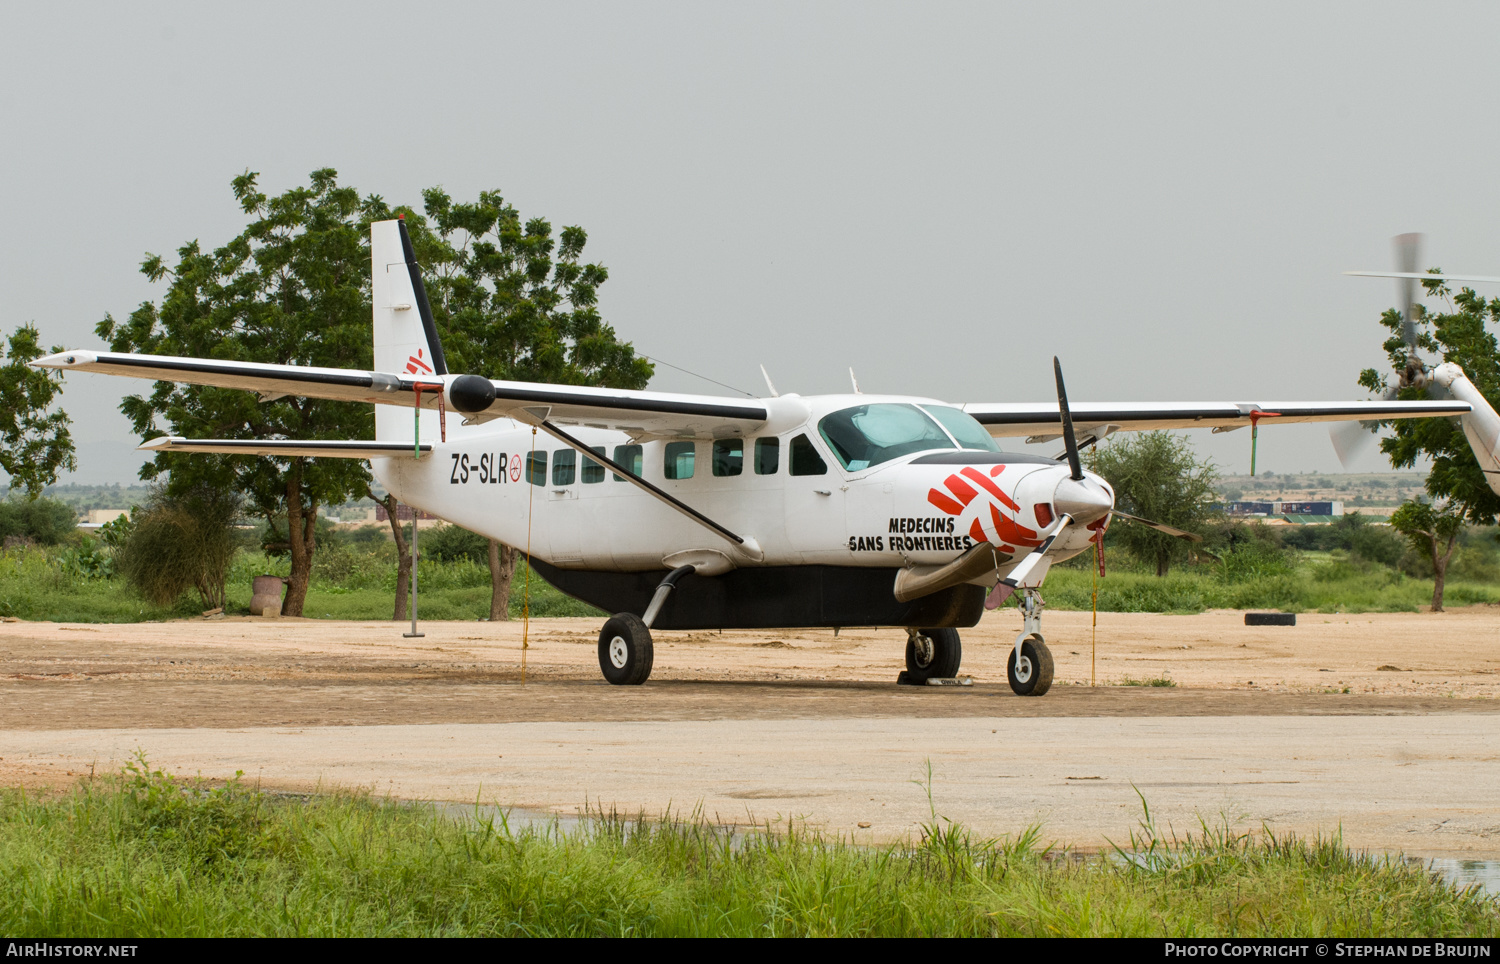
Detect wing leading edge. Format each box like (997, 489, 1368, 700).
(961, 399, 1471, 441)
(32, 350, 770, 439)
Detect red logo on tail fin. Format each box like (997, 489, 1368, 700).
(404, 348, 433, 375)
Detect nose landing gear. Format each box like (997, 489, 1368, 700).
(1008, 590, 1054, 696)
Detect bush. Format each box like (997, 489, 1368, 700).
(425, 524, 489, 565)
(118, 485, 241, 610)
(0, 497, 76, 545)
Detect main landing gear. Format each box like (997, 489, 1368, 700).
(596, 564, 694, 685)
(903, 627, 963, 683)
(1007, 589, 1054, 696)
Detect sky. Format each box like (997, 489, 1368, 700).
(4, 1, 1498, 486)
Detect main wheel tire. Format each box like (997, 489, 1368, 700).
(1007, 636, 1053, 696)
(904, 628, 962, 682)
(598, 613, 654, 685)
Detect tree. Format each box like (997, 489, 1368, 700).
(1086, 431, 1218, 576)
(1359, 278, 1500, 611)
(1, 323, 75, 496)
(400, 187, 653, 619)
(99, 170, 382, 616)
(1390, 499, 1464, 612)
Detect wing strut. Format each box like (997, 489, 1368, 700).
(536, 420, 751, 550)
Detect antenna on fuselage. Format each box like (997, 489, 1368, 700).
(760, 365, 780, 397)
(849, 368, 861, 394)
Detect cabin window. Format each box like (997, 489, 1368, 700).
(526, 450, 547, 486)
(552, 449, 576, 486)
(582, 446, 606, 484)
(754, 437, 779, 475)
(712, 439, 743, 477)
(818, 403, 955, 470)
(612, 444, 642, 481)
(664, 441, 696, 480)
(789, 434, 827, 476)
(920, 405, 1001, 452)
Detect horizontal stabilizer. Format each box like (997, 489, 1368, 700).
(1344, 271, 1500, 285)
(139, 437, 431, 459)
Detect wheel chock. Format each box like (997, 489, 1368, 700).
(896, 672, 973, 686)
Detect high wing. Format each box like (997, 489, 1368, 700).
(31, 351, 769, 439)
(960, 399, 1471, 442)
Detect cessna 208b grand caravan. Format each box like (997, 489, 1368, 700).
(34, 220, 1500, 695)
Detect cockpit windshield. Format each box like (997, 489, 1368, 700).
(919, 405, 1001, 453)
(818, 403, 956, 470)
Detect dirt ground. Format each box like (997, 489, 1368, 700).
(2, 607, 1498, 855)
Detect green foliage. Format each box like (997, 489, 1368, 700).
(412, 189, 653, 389)
(0, 496, 76, 545)
(0, 323, 75, 496)
(98, 169, 385, 615)
(1217, 539, 1297, 582)
(1390, 499, 1465, 556)
(1359, 282, 1500, 524)
(118, 485, 241, 609)
(95, 513, 134, 549)
(0, 540, 598, 622)
(1040, 561, 1500, 614)
(118, 754, 275, 866)
(56, 537, 113, 581)
(0, 768, 1493, 937)
(424, 523, 489, 564)
(1089, 432, 1218, 576)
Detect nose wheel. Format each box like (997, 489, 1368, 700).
(1007, 590, 1054, 696)
(1008, 636, 1053, 695)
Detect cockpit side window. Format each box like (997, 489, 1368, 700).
(817, 403, 955, 470)
(789, 434, 827, 476)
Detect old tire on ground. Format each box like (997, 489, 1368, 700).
(1244, 612, 1296, 626)
(1007, 636, 1053, 696)
(598, 613, 654, 685)
(904, 628, 962, 682)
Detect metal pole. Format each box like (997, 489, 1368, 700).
(404, 506, 423, 638)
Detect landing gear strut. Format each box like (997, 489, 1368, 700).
(1008, 589, 1054, 696)
(596, 564, 695, 685)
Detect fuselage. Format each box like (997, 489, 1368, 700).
(375, 392, 1114, 586)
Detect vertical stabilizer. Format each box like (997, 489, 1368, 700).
(373, 218, 447, 441)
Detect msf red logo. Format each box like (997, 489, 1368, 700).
(405, 348, 433, 375)
(926, 465, 1042, 554)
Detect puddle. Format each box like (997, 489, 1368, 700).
(1420, 858, 1500, 896)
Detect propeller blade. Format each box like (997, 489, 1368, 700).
(1111, 509, 1203, 542)
(1395, 232, 1421, 351)
(996, 515, 1073, 592)
(1053, 357, 1084, 481)
(1329, 419, 1380, 469)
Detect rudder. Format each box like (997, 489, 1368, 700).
(373, 218, 447, 441)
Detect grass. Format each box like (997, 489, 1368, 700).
(1118, 674, 1177, 687)
(0, 543, 601, 623)
(1040, 565, 1500, 615)
(0, 760, 1494, 937)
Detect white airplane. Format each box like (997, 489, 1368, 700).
(33, 220, 1500, 695)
